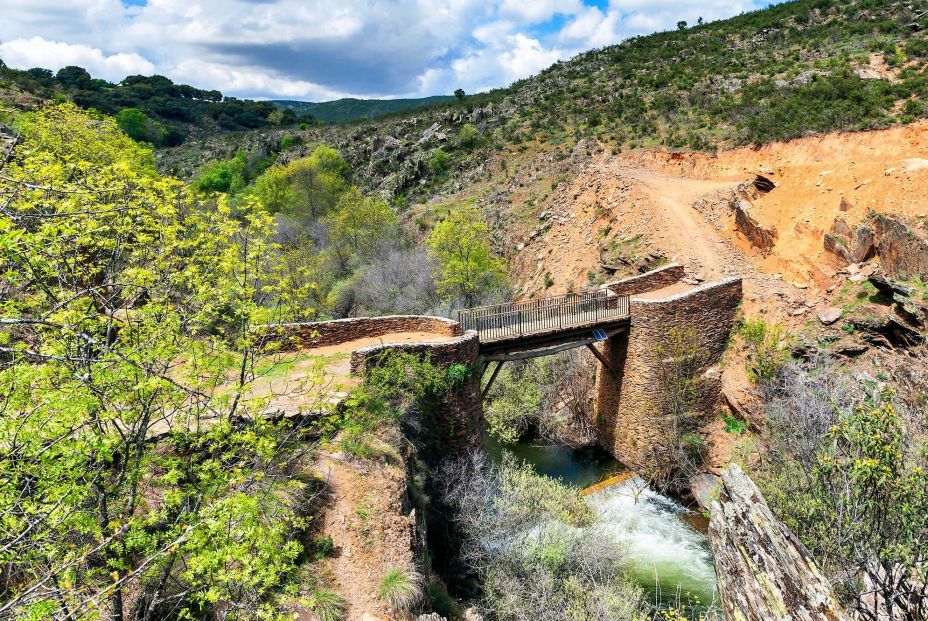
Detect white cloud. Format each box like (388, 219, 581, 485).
(499, 0, 583, 23)
(0, 37, 155, 81)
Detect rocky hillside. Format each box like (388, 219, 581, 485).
(157, 0, 928, 205)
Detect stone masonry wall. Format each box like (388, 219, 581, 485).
(605, 263, 686, 296)
(261, 316, 481, 457)
(595, 277, 743, 471)
(262, 316, 462, 352)
(353, 332, 483, 457)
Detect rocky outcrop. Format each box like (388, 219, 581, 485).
(735, 200, 778, 253)
(823, 217, 875, 264)
(709, 464, 850, 621)
(871, 214, 928, 281)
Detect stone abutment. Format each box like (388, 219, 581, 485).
(594, 270, 743, 472)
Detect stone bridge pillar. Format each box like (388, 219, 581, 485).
(594, 266, 742, 473)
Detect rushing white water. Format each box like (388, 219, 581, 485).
(584, 477, 717, 608)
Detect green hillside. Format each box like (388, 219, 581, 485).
(271, 96, 456, 123)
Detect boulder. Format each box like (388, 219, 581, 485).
(418, 122, 444, 144)
(734, 200, 778, 252)
(824, 234, 852, 263)
(893, 293, 927, 327)
(690, 473, 722, 511)
(817, 307, 843, 325)
(824, 218, 876, 264)
(753, 174, 776, 193)
(709, 464, 850, 621)
(868, 274, 916, 298)
(849, 314, 925, 348)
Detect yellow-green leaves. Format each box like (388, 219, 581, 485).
(426, 203, 506, 306)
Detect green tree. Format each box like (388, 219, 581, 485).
(323, 186, 398, 273)
(285, 146, 347, 221)
(55, 65, 95, 90)
(454, 88, 466, 101)
(427, 204, 506, 306)
(116, 107, 151, 142)
(0, 104, 315, 620)
(252, 163, 295, 214)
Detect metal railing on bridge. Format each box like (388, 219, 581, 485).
(456, 289, 630, 341)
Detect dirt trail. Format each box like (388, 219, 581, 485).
(313, 452, 416, 621)
(626, 166, 739, 279)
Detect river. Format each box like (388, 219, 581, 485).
(485, 435, 719, 616)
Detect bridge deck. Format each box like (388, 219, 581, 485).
(457, 290, 630, 354)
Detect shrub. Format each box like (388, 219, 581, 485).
(441, 453, 646, 621)
(312, 535, 335, 560)
(456, 123, 479, 148)
(721, 413, 747, 434)
(760, 360, 928, 619)
(428, 148, 450, 173)
(378, 567, 423, 610)
(740, 318, 789, 383)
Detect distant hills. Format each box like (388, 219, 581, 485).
(270, 96, 456, 123)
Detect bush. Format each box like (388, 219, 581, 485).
(740, 318, 789, 383)
(760, 360, 928, 619)
(456, 123, 479, 148)
(441, 453, 646, 621)
(428, 148, 450, 173)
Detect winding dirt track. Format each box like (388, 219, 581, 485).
(628, 166, 738, 279)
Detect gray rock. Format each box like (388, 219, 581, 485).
(710, 464, 851, 621)
(817, 307, 843, 325)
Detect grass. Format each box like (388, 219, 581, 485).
(311, 588, 346, 621)
(378, 566, 423, 611)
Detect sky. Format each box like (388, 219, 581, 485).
(0, 0, 782, 102)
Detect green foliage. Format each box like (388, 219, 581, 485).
(269, 96, 454, 123)
(312, 535, 335, 560)
(323, 186, 398, 270)
(739, 71, 897, 144)
(310, 588, 346, 621)
(0, 64, 283, 143)
(442, 454, 646, 621)
(499, 456, 594, 527)
(762, 385, 928, 613)
(339, 351, 455, 457)
(378, 567, 422, 610)
(456, 123, 479, 148)
(427, 203, 507, 305)
(485, 360, 550, 444)
(116, 106, 152, 141)
(193, 148, 248, 193)
(740, 318, 789, 383)
(721, 413, 748, 434)
(0, 103, 316, 619)
(428, 148, 450, 173)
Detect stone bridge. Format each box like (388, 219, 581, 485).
(264, 263, 742, 470)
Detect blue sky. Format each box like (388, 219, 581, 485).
(0, 0, 783, 101)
